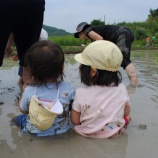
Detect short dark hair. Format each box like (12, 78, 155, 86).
(79, 64, 122, 86)
(25, 40, 64, 85)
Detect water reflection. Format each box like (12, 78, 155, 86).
(132, 51, 158, 92)
(2, 128, 128, 158)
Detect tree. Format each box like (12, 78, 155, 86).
(91, 19, 105, 26)
(147, 8, 158, 22)
(134, 29, 147, 40)
(149, 8, 158, 17)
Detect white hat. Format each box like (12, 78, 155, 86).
(74, 40, 123, 72)
(39, 28, 48, 41)
(29, 96, 63, 131)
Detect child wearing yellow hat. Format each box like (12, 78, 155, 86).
(71, 40, 131, 138)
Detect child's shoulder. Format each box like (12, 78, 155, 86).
(117, 83, 129, 95)
(59, 81, 74, 89)
(22, 85, 36, 98)
(59, 82, 75, 99)
(25, 82, 73, 89)
(76, 84, 127, 92)
(59, 81, 75, 93)
(118, 83, 126, 88)
(114, 83, 127, 92)
(75, 85, 95, 93)
(24, 85, 36, 92)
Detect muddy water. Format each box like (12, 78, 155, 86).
(0, 50, 158, 158)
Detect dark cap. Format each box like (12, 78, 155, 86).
(74, 22, 90, 38)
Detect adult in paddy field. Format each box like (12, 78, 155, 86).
(0, 0, 45, 83)
(5, 28, 48, 86)
(74, 22, 138, 85)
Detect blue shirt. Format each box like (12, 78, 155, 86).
(20, 82, 75, 136)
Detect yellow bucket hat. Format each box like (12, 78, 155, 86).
(74, 40, 123, 72)
(29, 96, 63, 131)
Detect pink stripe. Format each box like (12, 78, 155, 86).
(38, 99, 52, 103)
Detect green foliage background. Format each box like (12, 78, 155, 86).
(43, 25, 71, 36)
(47, 8, 158, 49)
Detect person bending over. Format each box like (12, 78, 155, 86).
(74, 22, 138, 85)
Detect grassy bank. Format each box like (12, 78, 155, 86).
(61, 45, 158, 54)
(4, 45, 158, 59)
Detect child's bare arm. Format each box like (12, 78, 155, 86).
(124, 104, 130, 116)
(18, 94, 28, 114)
(70, 109, 81, 125)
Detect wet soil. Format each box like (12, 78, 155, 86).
(0, 50, 158, 158)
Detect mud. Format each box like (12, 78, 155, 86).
(0, 50, 158, 158)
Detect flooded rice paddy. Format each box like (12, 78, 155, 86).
(0, 50, 158, 158)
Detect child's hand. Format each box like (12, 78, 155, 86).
(11, 55, 18, 61)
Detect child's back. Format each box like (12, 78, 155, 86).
(11, 40, 75, 136)
(71, 40, 131, 138)
(21, 82, 74, 136)
(73, 84, 130, 138)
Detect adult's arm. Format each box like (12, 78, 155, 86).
(88, 31, 103, 41)
(5, 33, 14, 54)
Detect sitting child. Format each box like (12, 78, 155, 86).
(11, 40, 75, 136)
(71, 40, 131, 138)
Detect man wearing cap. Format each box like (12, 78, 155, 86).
(74, 22, 138, 85)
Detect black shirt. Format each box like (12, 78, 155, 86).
(84, 25, 122, 43)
